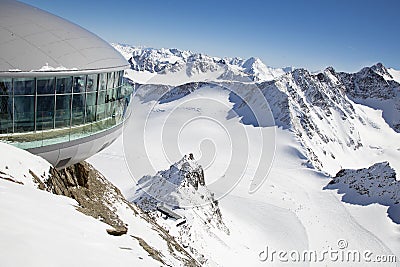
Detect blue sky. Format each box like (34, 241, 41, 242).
(20, 0, 400, 72)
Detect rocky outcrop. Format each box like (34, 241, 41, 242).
(46, 161, 129, 234)
(40, 161, 200, 265)
(325, 162, 400, 223)
(133, 154, 227, 231)
(133, 154, 230, 264)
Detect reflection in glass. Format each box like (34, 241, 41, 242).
(56, 77, 72, 94)
(36, 95, 55, 130)
(55, 95, 71, 128)
(72, 93, 85, 125)
(113, 72, 119, 88)
(0, 95, 12, 133)
(0, 78, 12, 95)
(37, 77, 55, 94)
(86, 92, 97, 123)
(14, 96, 35, 132)
(14, 78, 35, 95)
(117, 71, 123, 87)
(96, 104, 106, 121)
(73, 76, 86, 93)
(107, 72, 114, 89)
(86, 74, 98, 92)
(99, 73, 107, 90)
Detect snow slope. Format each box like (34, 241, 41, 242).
(89, 79, 400, 265)
(0, 143, 198, 267)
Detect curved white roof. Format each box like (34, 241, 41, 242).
(0, 0, 129, 74)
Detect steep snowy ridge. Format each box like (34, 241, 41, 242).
(133, 154, 229, 265)
(334, 63, 400, 132)
(254, 65, 400, 175)
(259, 67, 364, 173)
(112, 43, 289, 84)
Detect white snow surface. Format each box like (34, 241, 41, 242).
(0, 143, 194, 267)
(34, 63, 78, 72)
(388, 68, 400, 84)
(89, 79, 400, 265)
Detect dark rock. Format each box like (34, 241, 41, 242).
(107, 227, 128, 236)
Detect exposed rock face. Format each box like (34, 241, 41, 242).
(256, 64, 400, 173)
(133, 154, 226, 229)
(325, 162, 400, 224)
(335, 63, 400, 132)
(27, 160, 200, 266)
(47, 162, 128, 234)
(133, 154, 229, 264)
(256, 68, 362, 172)
(328, 162, 399, 202)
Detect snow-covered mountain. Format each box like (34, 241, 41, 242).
(91, 60, 399, 265)
(335, 63, 400, 133)
(260, 63, 400, 175)
(133, 154, 230, 265)
(126, 62, 400, 177)
(112, 43, 290, 85)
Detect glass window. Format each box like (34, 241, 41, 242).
(106, 88, 116, 103)
(99, 73, 107, 90)
(0, 78, 12, 95)
(86, 74, 98, 92)
(86, 92, 97, 106)
(107, 72, 114, 89)
(36, 95, 54, 130)
(73, 76, 86, 93)
(14, 78, 35, 95)
(55, 95, 71, 128)
(118, 71, 123, 87)
(56, 76, 72, 94)
(37, 77, 55, 94)
(0, 95, 13, 133)
(14, 96, 35, 132)
(96, 103, 106, 121)
(72, 93, 85, 125)
(86, 92, 97, 123)
(116, 85, 122, 100)
(113, 72, 119, 88)
(98, 90, 106, 105)
(106, 101, 115, 117)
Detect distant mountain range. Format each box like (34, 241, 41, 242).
(114, 43, 400, 175)
(112, 43, 292, 83)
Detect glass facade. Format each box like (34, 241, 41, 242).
(0, 71, 133, 149)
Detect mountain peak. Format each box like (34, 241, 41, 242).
(370, 62, 393, 79)
(133, 154, 210, 211)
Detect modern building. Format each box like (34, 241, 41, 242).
(0, 0, 133, 168)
